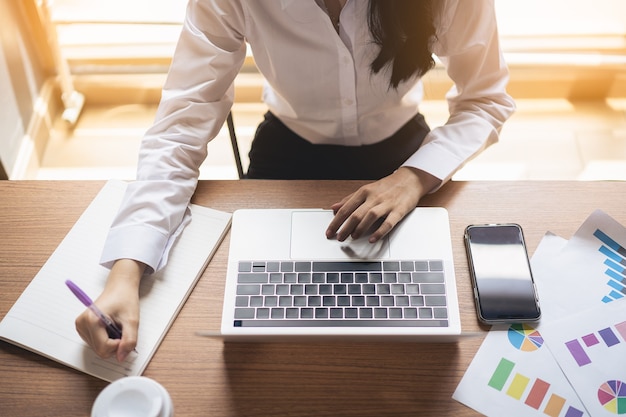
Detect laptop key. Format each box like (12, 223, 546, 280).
(315, 308, 328, 319)
(355, 273, 368, 283)
(261, 284, 275, 295)
(238, 262, 252, 272)
(391, 284, 405, 295)
(238, 273, 268, 283)
(425, 296, 447, 306)
(276, 284, 290, 295)
(234, 308, 255, 319)
(250, 296, 264, 307)
(421, 284, 446, 294)
(348, 284, 362, 295)
(237, 285, 260, 295)
(308, 296, 321, 306)
(293, 296, 307, 306)
(413, 272, 444, 283)
(271, 308, 285, 319)
(389, 308, 403, 319)
(352, 296, 365, 306)
(337, 296, 350, 306)
(434, 308, 448, 319)
(323, 296, 336, 307)
(396, 296, 410, 306)
(286, 308, 299, 319)
(330, 308, 343, 319)
(419, 307, 433, 319)
(290, 284, 304, 295)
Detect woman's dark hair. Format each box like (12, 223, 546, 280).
(368, 0, 438, 89)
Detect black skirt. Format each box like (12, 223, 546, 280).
(246, 112, 430, 180)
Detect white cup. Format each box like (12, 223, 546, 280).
(92, 376, 174, 417)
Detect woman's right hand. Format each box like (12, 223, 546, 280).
(75, 259, 145, 362)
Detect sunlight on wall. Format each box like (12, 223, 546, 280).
(496, 0, 626, 36)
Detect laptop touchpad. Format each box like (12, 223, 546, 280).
(290, 211, 390, 260)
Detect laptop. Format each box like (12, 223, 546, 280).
(206, 207, 462, 341)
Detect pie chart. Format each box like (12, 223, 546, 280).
(507, 323, 544, 351)
(598, 380, 626, 414)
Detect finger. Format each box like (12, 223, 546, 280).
(76, 310, 119, 359)
(117, 318, 139, 362)
(346, 206, 385, 240)
(368, 210, 404, 243)
(329, 194, 350, 214)
(326, 194, 366, 240)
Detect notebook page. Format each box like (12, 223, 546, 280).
(0, 180, 231, 382)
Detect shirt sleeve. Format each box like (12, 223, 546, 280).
(402, 0, 516, 186)
(100, 0, 247, 273)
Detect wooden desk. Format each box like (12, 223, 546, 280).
(1, 180, 625, 416)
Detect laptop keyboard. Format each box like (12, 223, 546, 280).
(233, 260, 449, 327)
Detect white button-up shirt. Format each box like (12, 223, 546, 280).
(101, 0, 515, 273)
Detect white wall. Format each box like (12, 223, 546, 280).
(0, 43, 25, 179)
(496, 0, 626, 37)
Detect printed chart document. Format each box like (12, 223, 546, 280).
(542, 299, 626, 416)
(0, 180, 231, 382)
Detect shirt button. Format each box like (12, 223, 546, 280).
(343, 99, 354, 106)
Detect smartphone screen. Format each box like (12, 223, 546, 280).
(464, 224, 541, 324)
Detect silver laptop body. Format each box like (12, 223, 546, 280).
(216, 208, 462, 341)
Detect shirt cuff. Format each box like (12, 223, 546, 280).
(99, 224, 169, 275)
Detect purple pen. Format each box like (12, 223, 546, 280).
(65, 279, 123, 339)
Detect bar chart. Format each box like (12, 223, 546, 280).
(594, 229, 626, 303)
(565, 320, 626, 367)
(488, 357, 585, 417)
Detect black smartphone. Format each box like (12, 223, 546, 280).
(464, 223, 541, 324)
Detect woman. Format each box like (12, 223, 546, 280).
(76, 0, 515, 361)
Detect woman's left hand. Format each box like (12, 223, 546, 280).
(325, 167, 440, 243)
